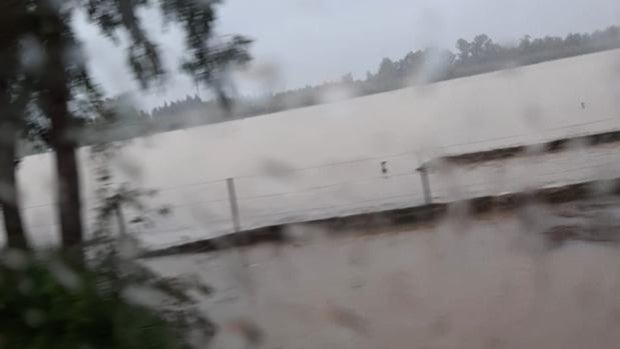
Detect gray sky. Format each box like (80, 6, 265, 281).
(76, 0, 620, 110)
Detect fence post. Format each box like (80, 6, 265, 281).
(226, 178, 242, 233)
(416, 164, 432, 205)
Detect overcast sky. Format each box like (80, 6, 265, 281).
(76, 0, 620, 110)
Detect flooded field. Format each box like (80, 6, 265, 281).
(7, 49, 620, 247)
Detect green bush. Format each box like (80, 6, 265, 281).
(0, 245, 214, 349)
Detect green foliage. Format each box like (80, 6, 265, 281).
(0, 246, 214, 349)
(84, 0, 252, 92)
(10, 0, 251, 150)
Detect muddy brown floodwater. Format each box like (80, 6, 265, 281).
(6, 49, 620, 248)
(147, 198, 620, 349)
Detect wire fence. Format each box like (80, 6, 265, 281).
(10, 116, 620, 248)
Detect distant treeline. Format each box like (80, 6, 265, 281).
(100, 26, 620, 140)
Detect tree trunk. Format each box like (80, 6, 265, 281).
(53, 141, 83, 248)
(44, 78, 84, 250)
(0, 121, 29, 250)
(0, 71, 29, 249)
(39, 6, 84, 251)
